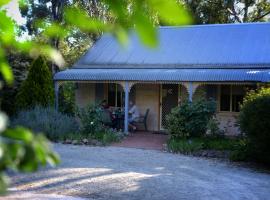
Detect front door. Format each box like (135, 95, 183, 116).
(160, 84, 179, 129)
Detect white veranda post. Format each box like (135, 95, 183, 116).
(188, 82, 193, 102)
(124, 81, 129, 133)
(54, 81, 59, 111)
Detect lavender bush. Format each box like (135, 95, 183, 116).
(11, 106, 79, 141)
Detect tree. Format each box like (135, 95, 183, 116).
(183, 0, 270, 24)
(15, 57, 54, 110)
(239, 87, 270, 165)
(0, 52, 30, 116)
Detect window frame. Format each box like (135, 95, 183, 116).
(218, 84, 245, 113)
(107, 83, 124, 108)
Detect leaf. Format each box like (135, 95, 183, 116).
(64, 7, 109, 33)
(2, 127, 33, 143)
(146, 0, 192, 25)
(0, 62, 13, 84)
(46, 152, 60, 167)
(0, 0, 11, 7)
(133, 13, 157, 47)
(41, 22, 68, 39)
(114, 27, 129, 46)
(0, 173, 9, 195)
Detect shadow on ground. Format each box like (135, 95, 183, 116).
(6, 144, 270, 200)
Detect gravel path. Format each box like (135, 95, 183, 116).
(7, 144, 270, 200)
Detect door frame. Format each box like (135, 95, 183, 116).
(159, 84, 181, 130)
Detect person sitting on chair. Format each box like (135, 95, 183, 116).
(128, 101, 140, 131)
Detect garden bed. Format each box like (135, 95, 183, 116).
(166, 137, 244, 160)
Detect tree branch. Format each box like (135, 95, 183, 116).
(227, 8, 242, 23)
(252, 10, 270, 22)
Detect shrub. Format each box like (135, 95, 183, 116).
(76, 104, 125, 144)
(230, 139, 249, 162)
(206, 117, 224, 138)
(76, 104, 104, 135)
(166, 99, 216, 138)
(59, 82, 75, 115)
(91, 129, 122, 145)
(15, 57, 54, 110)
(238, 87, 270, 165)
(11, 106, 79, 141)
(167, 137, 242, 156)
(167, 138, 204, 154)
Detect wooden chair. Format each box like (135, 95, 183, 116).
(134, 109, 150, 131)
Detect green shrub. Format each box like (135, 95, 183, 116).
(202, 137, 240, 151)
(238, 87, 270, 165)
(206, 117, 224, 137)
(76, 104, 125, 144)
(76, 104, 104, 135)
(91, 129, 122, 145)
(166, 99, 216, 138)
(15, 57, 54, 110)
(167, 138, 204, 154)
(230, 139, 249, 162)
(167, 137, 242, 155)
(11, 106, 79, 141)
(59, 82, 75, 115)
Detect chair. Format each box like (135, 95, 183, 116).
(134, 109, 150, 131)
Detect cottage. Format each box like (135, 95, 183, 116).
(54, 23, 270, 135)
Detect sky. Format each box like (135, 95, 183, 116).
(4, 0, 25, 25)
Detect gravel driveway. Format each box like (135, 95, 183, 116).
(8, 144, 270, 200)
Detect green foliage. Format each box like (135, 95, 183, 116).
(230, 139, 249, 162)
(75, 104, 124, 144)
(64, 0, 191, 47)
(167, 137, 242, 155)
(0, 126, 59, 194)
(206, 117, 224, 137)
(166, 99, 216, 138)
(238, 87, 270, 165)
(15, 57, 54, 110)
(76, 104, 104, 135)
(1, 0, 191, 194)
(185, 0, 270, 24)
(90, 129, 122, 145)
(59, 82, 75, 115)
(11, 106, 79, 141)
(167, 138, 204, 154)
(0, 52, 30, 116)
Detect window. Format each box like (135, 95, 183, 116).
(219, 85, 248, 112)
(220, 85, 231, 111)
(107, 83, 124, 107)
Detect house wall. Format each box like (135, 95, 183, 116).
(75, 83, 96, 107)
(135, 84, 160, 131)
(216, 112, 240, 136)
(74, 82, 246, 135)
(192, 84, 242, 136)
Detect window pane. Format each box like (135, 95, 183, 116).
(116, 91, 123, 107)
(232, 95, 243, 112)
(220, 85, 230, 111)
(232, 85, 245, 112)
(108, 84, 116, 107)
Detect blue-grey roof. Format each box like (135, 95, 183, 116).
(74, 23, 270, 69)
(54, 68, 270, 82)
(54, 23, 270, 82)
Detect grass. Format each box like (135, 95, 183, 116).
(167, 137, 242, 154)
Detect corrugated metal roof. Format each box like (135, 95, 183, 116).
(54, 23, 270, 82)
(54, 68, 270, 82)
(74, 23, 270, 69)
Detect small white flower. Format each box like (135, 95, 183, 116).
(90, 122, 94, 125)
